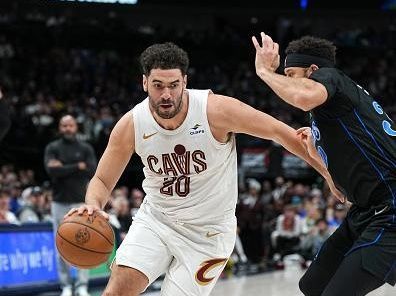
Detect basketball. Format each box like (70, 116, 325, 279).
(56, 211, 115, 269)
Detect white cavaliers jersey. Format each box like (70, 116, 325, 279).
(132, 89, 237, 224)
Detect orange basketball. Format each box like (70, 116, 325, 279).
(56, 211, 115, 269)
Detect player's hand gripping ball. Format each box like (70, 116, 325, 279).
(56, 211, 114, 269)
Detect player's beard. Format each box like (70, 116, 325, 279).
(149, 89, 184, 119)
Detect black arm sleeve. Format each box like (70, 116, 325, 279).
(310, 68, 356, 118)
(309, 67, 339, 100)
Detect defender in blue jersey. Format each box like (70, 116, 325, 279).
(252, 34, 396, 295)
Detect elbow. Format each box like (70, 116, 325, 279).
(299, 104, 312, 112)
(291, 88, 326, 111)
(290, 95, 312, 111)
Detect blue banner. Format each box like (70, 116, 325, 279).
(0, 231, 58, 287)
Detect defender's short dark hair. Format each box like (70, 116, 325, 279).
(140, 42, 189, 76)
(285, 36, 336, 64)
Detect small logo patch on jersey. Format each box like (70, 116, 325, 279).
(143, 132, 158, 140)
(206, 231, 221, 238)
(190, 124, 204, 135)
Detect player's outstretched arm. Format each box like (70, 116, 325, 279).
(66, 111, 135, 218)
(208, 94, 345, 202)
(297, 127, 345, 202)
(208, 94, 319, 167)
(252, 32, 327, 111)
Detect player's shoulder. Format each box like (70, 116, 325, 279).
(311, 67, 352, 83)
(96, 110, 135, 152)
(207, 93, 233, 115)
(310, 67, 343, 80)
(187, 88, 212, 98)
(206, 93, 227, 128)
(117, 110, 134, 128)
(207, 93, 243, 126)
(310, 67, 354, 95)
(132, 98, 148, 110)
(111, 110, 134, 139)
(207, 92, 234, 105)
(187, 89, 212, 108)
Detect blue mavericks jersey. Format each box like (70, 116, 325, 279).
(309, 68, 396, 208)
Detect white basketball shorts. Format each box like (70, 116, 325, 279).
(114, 201, 237, 296)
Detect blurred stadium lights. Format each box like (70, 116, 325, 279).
(54, 0, 138, 4)
(300, 0, 308, 10)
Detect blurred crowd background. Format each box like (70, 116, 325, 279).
(0, 0, 395, 274)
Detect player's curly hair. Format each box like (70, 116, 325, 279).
(285, 36, 336, 64)
(140, 42, 189, 76)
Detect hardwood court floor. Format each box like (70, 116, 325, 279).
(144, 266, 395, 296)
(39, 265, 394, 295)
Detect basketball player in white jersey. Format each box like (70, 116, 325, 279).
(67, 42, 343, 296)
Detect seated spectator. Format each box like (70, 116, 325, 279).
(300, 219, 332, 267)
(328, 202, 348, 232)
(111, 195, 132, 241)
(237, 178, 266, 265)
(9, 182, 22, 214)
(325, 194, 337, 222)
(301, 203, 322, 235)
(130, 188, 144, 217)
(271, 204, 302, 266)
(39, 188, 53, 222)
(272, 176, 288, 202)
(0, 189, 19, 224)
(310, 188, 326, 210)
(290, 195, 305, 217)
(17, 186, 47, 223)
(311, 219, 332, 257)
(260, 180, 273, 204)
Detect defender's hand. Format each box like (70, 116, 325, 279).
(297, 127, 318, 162)
(327, 180, 346, 204)
(64, 204, 109, 220)
(297, 128, 346, 203)
(252, 32, 280, 73)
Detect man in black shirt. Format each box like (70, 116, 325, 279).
(44, 115, 97, 296)
(252, 34, 396, 295)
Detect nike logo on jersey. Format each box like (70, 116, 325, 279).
(206, 231, 221, 238)
(143, 132, 158, 140)
(374, 206, 389, 216)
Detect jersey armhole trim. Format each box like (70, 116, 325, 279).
(132, 106, 141, 155)
(202, 93, 234, 150)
